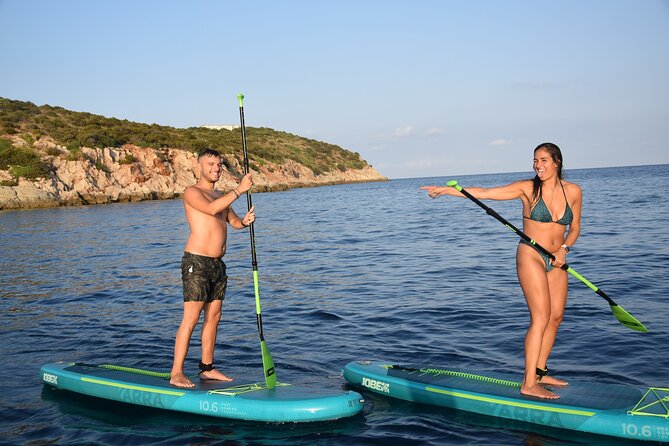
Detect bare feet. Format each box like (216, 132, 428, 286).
(170, 372, 195, 389)
(199, 368, 233, 382)
(540, 375, 568, 387)
(521, 383, 559, 399)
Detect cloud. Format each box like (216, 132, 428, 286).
(404, 159, 437, 168)
(489, 139, 512, 146)
(512, 81, 558, 89)
(393, 126, 415, 137)
(390, 126, 444, 138)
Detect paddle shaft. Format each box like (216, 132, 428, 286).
(238, 97, 258, 271)
(448, 181, 616, 307)
(238, 94, 276, 386)
(446, 181, 647, 332)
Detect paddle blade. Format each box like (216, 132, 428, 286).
(261, 341, 277, 389)
(610, 304, 648, 332)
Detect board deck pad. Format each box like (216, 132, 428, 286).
(41, 362, 363, 423)
(343, 360, 669, 442)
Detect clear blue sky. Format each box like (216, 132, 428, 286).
(1, 0, 668, 178)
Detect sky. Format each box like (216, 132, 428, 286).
(1, 0, 668, 179)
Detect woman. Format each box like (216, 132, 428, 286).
(421, 143, 582, 399)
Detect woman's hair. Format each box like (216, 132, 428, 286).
(531, 142, 564, 205)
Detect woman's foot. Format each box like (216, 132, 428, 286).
(199, 368, 233, 382)
(521, 383, 559, 399)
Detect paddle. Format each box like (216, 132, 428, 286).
(445, 180, 648, 332)
(237, 93, 277, 388)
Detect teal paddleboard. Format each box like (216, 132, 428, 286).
(343, 360, 669, 442)
(41, 362, 363, 422)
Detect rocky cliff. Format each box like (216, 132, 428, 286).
(0, 137, 386, 210)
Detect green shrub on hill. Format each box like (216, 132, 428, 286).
(0, 97, 370, 175)
(0, 138, 51, 179)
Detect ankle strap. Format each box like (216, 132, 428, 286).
(199, 361, 214, 372)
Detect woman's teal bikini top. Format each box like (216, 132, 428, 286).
(524, 181, 573, 226)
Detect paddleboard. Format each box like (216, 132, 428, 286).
(343, 360, 669, 442)
(41, 362, 363, 422)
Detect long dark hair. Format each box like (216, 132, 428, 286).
(531, 142, 564, 205)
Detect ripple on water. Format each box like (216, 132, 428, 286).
(2, 166, 668, 445)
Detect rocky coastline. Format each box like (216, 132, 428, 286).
(0, 138, 387, 211)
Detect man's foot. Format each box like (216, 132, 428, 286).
(170, 372, 195, 389)
(540, 375, 568, 386)
(199, 368, 233, 382)
(521, 384, 559, 399)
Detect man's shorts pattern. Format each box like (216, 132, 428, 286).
(181, 252, 228, 302)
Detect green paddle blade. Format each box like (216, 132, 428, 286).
(610, 304, 648, 332)
(261, 341, 276, 389)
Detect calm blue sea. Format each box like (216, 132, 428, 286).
(1, 164, 668, 445)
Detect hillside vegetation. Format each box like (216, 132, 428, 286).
(0, 97, 369, 179)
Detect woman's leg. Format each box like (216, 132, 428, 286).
(536, 267, 569, 386)
(517, 244, 558, 399)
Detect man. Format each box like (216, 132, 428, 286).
(170, 148, 255, 388)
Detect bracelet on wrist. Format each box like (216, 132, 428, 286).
(561, 244, 570, 253)
(232, 189, 240, 198)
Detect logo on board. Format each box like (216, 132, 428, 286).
(362, 377, 390, 393)
(43, 373, 58, 385)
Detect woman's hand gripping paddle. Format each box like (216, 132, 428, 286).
(238, 93, 277, 388)
(445, 180, 647, 332)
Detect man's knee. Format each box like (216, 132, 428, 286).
(203, 302, 222, 324)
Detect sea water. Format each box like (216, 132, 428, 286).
(1, 164, 668, 445)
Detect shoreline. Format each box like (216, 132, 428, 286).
(0, 142, 387, 211)
(0, 178, 388, 211)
